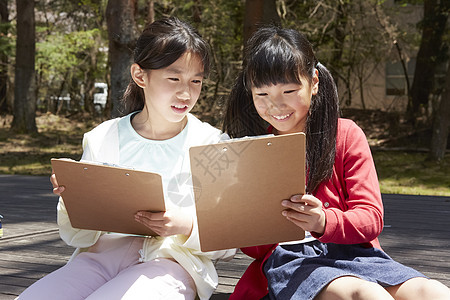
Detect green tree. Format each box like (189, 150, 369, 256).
(36, 29, 105, 114)
(32, 0, 107, 115)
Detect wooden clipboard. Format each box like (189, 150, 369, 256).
(189, 132, 306, 251)
(51, 159, 165, 236)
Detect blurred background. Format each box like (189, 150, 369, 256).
(0, 0, 448, 195)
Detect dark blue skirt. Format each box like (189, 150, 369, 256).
(263, 241, 426, 300)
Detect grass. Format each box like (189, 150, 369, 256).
(373, 151, 450, 196)
(0, 112, 449, 196)
(0, 113, 98, 175)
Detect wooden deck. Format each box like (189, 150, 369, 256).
(1, 174, 449, 299)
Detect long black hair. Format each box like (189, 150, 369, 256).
(121, 17, 211, 114)
(222, 26, 340, 193)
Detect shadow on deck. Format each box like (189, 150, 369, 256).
(0, 175, 449, 299)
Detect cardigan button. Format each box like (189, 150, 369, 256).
(323, 202, 330, 208)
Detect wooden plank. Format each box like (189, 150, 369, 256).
(1, 175, 449, 299)
(0, 284, 24, 300)
(0, 275, 36, 288)
(379, 194, 450, 288)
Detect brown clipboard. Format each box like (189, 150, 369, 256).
(51, 159, 165, 236)
(189, 132, 306, 252)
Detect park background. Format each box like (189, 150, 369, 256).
(0, 0, 449, 196)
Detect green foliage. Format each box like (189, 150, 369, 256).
(36, 28, 106, 101)
(28, 0, 109, 112)
(3, 0, 448, 195)
(36, 29, 101, 74)
(5, 0, 438, 121)
(394, 0, 424, 7)
(0, 22, 14, 59)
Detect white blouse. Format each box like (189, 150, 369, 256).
(57, 113, 235, 300)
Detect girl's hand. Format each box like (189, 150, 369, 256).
(281, 194, 326, 235)
(50, 171, 65, 196)
(134, 208, 193, 237)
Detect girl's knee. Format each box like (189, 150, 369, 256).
(387, 277, 450, 300)
(427, 279, 450, 299)
(317, 276, 393, 300)
(351, 280, 393, 300)
(413, 278, 450, 299)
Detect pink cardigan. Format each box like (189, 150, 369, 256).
(230, 118, 384, 300)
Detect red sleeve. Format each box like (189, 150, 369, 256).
(312, 120, 383, 246)
(240, 244, 277, 259)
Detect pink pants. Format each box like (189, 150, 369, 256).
(18, 234, 196, 300)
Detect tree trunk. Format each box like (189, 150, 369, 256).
(106, 0, 137, 118)
(429, 62, 450, 161)
(358, 75, 365, 110)
(243, 0, 280, 45)
(330, 1, 348, 89)
(147, 0, 154, 24)
(0, 0, 9, 114)
(192, 0, 201, 24)
(11, 0, 37, 133)
(409, 0, 448, 123)
(393, 40, 412, 112)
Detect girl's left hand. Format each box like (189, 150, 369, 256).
(50, 170, 65, 196)
(281, 194, 326, 235)
(134, 208, 193, 237)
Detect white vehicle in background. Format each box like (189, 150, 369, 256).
(47, 82, 108, 113)
(93, 82, 108, 112)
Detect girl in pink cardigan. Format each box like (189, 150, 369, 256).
(222, 26, 450, 300)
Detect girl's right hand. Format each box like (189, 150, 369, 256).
(50, 171, 65, 196)
(281, 194, 326, 235)
(134, 208, 193, 237)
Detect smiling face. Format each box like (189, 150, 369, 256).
(251, 71, 319, 135)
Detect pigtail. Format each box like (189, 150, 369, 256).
(121, 80, 145, 115)
(222, 72, 266, 138)
(223, 26, 340, 193)
(305, 62, 339, 194)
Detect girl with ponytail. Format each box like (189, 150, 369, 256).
(223, 26, 450, 300)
